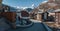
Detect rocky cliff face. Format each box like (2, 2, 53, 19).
(39, 0, 60, 11)
(32, 0, 60, 13)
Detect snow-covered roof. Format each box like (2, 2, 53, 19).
(47, 9, 60, 13)
(54, 9, 60, 12)
(48, 3, 57, 7)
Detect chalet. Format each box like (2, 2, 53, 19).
(0, 12, 16, 28)
(31, 0, 60, 22)
(0, 0, 17, 12)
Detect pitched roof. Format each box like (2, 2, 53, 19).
(2, 4, 18, 12)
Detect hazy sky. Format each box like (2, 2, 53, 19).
(2, 0, 47, 8)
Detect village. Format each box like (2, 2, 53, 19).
(0, 0, 60, 31)
(29, 0, 60, 28)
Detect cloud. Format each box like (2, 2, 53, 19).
(20, 7, 28, 9)
(41, 1, 47, 4)
(17, 6, 20, 8)
(2, 2, 4, 3)
(14, 6, 33, 9)
(20, 7, 33, 9)
(32, 4, 34, 7)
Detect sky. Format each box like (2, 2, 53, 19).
(2, 0, 47, 9)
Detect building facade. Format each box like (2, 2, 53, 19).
(31, 0, 60, 22)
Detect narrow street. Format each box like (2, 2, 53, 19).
(8, 18, 52, 31)
(1, 0, 60, 31)
(0, 17, 10, 31)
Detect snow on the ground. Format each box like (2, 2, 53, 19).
(30, 19, 42, 23)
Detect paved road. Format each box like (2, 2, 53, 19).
(0, 17, 10, 31)
(8, 18, 52, 31)
(0, 17, 52, 31)
(8, 23, 49, 31)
